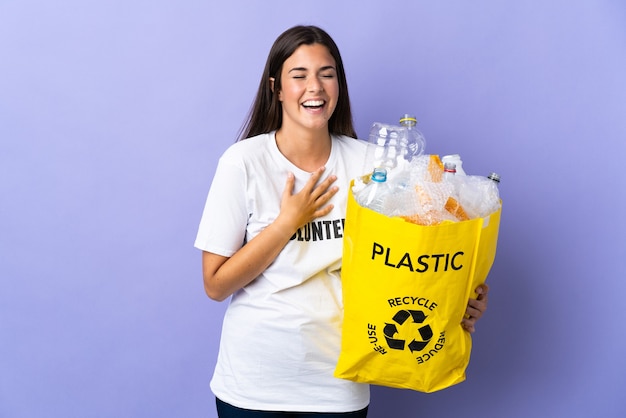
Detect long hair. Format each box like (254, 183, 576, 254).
(238, 25, 357, 141)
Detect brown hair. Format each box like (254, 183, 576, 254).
(238, 25, 357, 140)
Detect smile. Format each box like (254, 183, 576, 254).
(302, 100, 325, 109)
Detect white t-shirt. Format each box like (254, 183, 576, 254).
(195, 132, 370, 412)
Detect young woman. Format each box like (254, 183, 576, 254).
(195, 25, 489, 418)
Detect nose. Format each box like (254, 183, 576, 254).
(307, 76, 324, 93)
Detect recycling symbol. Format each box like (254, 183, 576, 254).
(384, 309, 433, 352)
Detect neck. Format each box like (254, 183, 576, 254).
(275, 127, 332, 172)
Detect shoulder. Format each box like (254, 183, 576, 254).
(330, 135, 369, 178)
(222, 133, 271, 157)
(332, 135, 368, 160)
(219, 133, 273, 166)
(333, 135, 367, 152)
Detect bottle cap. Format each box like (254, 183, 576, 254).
(371, 167, 387, 182)
(488, 172, 501, 183)
(399, 114, 417, 126)
(444, 162, 457, 173)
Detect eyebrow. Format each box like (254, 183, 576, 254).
(288, 65, 337, 73)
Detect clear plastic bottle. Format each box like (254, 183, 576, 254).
(443, 161, 463, 198)
(398, 114, 426, 162)
(458, 172, 501, 219)
(355, 167, 391, 214)
(441, 154, 466, 175)
(486, 172, 501, 205)
(442, 161, 463, 219)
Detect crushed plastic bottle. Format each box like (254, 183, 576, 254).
(364, 123, 408, 172)
(398, 114, 426, 161)
(457, 173, 502, 219)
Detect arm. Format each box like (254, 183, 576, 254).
(461, 283, 489, 333)
(202, 167, 338, 301)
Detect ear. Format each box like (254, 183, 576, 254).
(269, 77, 282, 101)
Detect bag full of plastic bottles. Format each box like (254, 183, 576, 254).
(335, 115, 502, 393)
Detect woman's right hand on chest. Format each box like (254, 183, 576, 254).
(274, 166, 338, 233)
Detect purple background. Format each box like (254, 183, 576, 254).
(1, 1, 625, 417)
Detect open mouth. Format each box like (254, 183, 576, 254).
(302, 100, 325, 110)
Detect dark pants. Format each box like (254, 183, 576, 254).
(216, 398, 369, 418)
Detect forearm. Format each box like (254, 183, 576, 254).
(203, 218, 295, 301)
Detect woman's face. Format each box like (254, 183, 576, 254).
(274, 43, 339, 134)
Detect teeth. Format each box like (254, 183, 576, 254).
(303, 100, 324, 107)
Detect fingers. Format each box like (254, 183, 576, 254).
(465, 299, 485, 320)
(462, 298, 484, 333)
(278, 168, 339, 229)
(314, 176, 338, 209)
(476, 283, 490, 300)
(461, 318, 476, 333)
(281, 172, 296, 201)
(282, 169, 337, 207)
(303, 166, 339, 207)
(305, 167, 338, 197)
(462, 283, 490, 333)
(306, 166, 327, 189)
